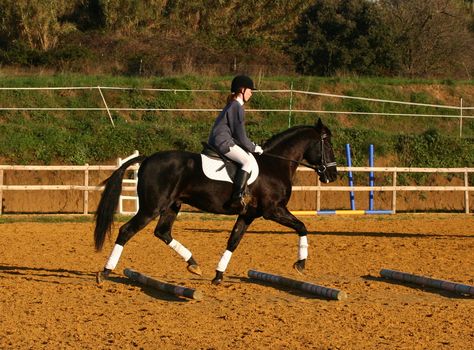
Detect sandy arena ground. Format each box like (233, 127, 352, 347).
(0, 214, 473, 349)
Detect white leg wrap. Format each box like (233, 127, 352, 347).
(298, 236, 309, 260)
(168, 239, 192, 262)
(216, 250, 233, 272)
(105, 244, 124, 270)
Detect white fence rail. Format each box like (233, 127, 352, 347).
(0, 86, 473, 213)
(296, 166, 474, 214)
(0, 86, 473, 136)
(0, 163, 138, 215)
(0, 164, 472, 215)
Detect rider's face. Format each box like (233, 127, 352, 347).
(243, 88, 253, 102)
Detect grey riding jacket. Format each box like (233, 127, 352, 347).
(208, 100, 257, 154)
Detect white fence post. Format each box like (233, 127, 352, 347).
(117, 150, 140, 215)
(0, 169, 3, 215)
(392, 170, 397, 213)
(316, 176, 321, 211)
(465, 170, 470, 214)
(84, 164, 89, 215)
(97, 86, 115, 127)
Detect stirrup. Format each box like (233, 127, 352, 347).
(228, 195, 246, 210)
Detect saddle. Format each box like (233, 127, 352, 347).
(200, 142, 259, 185)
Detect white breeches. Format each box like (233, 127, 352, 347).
(225, 145, 253, 173)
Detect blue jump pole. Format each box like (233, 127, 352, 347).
(294, 143, 393, 216)
(369, 144, 374, 211)
(345, 144, 355, 210)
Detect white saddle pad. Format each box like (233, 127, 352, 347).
(200, 154, 259, 184)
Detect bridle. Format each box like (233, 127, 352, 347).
(261, 134, 337, 176)
(317, 133, 337, 175)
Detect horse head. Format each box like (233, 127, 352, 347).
(303, 118, 338, 183)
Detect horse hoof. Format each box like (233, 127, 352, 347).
(211, 271, 224, 285)
(187, 264, 202, 276)
(96, 271, 106, 284)
(293, 260, 306, 275)
(96, 269, 111, 284)
(211, 277, 222, 286)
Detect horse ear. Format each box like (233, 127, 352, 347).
(315, 117, 323, 129)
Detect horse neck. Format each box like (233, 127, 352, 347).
(265, 127, 315, 161)
(263, 127, 317, 179)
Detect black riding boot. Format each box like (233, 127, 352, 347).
(227, 169, 251, 211)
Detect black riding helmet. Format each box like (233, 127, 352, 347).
(231, 75, 256, 93)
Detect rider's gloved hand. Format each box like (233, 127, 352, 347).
(254, 145, 263, 155)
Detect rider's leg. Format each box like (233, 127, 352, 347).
(228, 169, 251, 209)
(224, 145, 253, 210)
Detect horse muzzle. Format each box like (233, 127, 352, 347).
(317, 162, 337, 183)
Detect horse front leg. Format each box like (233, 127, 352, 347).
(265, 207, 309, 274)
(212, 215, 255, 285)
(154, 204, 202, 276)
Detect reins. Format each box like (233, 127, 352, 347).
(260, 152, 321, 171)
(260, 134, 337, 174)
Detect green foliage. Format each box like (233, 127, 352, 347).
(0, 0, 472, 78)
(161, 0, 310, 44)
(333, 128, 394, 166)
(0, 0, 77, 51)
(397, 129, 474, 168)
(392, 128, 474, 183)
(292, 0, 398, 76)
(97, 0, 164, 33)
(0, 215, 93, 224)
(380, 0, 473, 78)
(0, 75, 473, 168)
(0, 42, 44, 66)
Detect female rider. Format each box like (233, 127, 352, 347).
(208, 75, 263, 211)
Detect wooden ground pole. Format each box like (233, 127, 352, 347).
(124, 268, 203, 301)
(248, 269, 347, 300)
(380, 268, 474, 296)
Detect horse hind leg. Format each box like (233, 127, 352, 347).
(154, 204, 202, 276)
(96, 209, 156, 284)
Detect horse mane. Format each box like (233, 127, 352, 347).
(262, 125, 316, 151)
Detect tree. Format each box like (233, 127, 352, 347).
(291, 0, 397, 76)
(161, 0, 310, 46)
(0, 0, 77, 51)
(97, 0, 165, 34)
(380, 0, 474, 78)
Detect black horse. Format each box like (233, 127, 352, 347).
(94, 118, 337, 285)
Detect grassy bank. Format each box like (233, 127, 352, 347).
(0, 75, 473, 170)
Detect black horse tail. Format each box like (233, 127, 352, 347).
(94, 155, 147, 251)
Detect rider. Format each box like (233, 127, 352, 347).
(208, 75, 263, 211)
